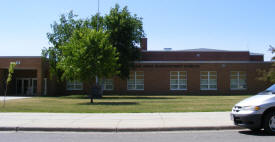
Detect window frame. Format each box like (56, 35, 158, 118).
(66, 80, 83, 91)
(230, 71, 247, 90)
(170, 71, 187, 90)
(101, 79, 114, 91)
(200, 71, 217, 90)
(127, 71, 144, 90)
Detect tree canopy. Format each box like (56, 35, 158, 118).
(42, 11, 83, 80)
(42, 4, 145, 82)
(104, 4, 144, 79)
(57, 28, 119, 82)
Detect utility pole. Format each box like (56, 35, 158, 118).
(95, 0, 100, 85)
(92, 0, 100, 103)
(97, 0, 100, 31)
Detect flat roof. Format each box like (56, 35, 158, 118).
(135, 61, 272, 64)
(142, 48, 264, 55)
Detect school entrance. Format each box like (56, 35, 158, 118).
(16, 78, 37, 95)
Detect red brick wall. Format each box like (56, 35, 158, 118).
(0, 57, 270, 96)
(250, 55, 264, 61)
(140, 38, 147, 51)
(0, 57, 46, 95)
(104, 62, 272, 95)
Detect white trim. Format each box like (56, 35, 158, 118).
(135, 61, 271, 64)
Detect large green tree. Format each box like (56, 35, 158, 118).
(57, 28, 119, 100)
(42, 11, 84, 81)
(43, 4, 144, 97)
(43, 4, 144, 80)
(82, 4, 144, 78)
(104, 4, 144, 78)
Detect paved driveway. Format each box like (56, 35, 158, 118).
(0, 96, 31, 101)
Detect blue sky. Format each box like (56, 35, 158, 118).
(1, 0, 275, 61)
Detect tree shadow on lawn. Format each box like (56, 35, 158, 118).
(59, 95, 177, 100)
(103, 94, 253, 97)
(55, 95, 89, 99)
(49, 94, 252, 100)
(100, 96, 177, 100)
(78, 102, 139, 106)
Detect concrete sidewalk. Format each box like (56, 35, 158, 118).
(0, 96, 31, 101)
(0, 112, 241, 132)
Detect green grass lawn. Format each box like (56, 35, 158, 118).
(0, 95, 251, 113)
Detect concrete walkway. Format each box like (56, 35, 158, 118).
(0, 112, 242, 132)
(0, 96, 31, 101)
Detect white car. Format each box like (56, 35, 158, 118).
(231, 84, 275, 134)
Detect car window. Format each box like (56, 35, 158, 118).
(258, 91, 273, 95)
(258, 84, 275, 95)
(266, 84, 275, 92)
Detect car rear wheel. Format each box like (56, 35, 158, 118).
(263, 111, 275, 134)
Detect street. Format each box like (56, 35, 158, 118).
(0, 130, 274, 142)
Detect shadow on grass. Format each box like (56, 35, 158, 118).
(57, 95, 177, 100)
(58, 95, 89, 99)
(103, 94, 254, 97)
(78, 102, 139, 106)
(101, 96, 177, 100)
(40, 94, 253, 100)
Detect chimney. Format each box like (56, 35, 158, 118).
(140, 38, 147, 51)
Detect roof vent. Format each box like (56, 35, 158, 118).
(164, 48, 172, 51)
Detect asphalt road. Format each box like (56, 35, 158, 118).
(0, 130, 274, 142)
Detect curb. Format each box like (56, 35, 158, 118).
(0, 126, 245, 132)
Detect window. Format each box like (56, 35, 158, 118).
(99, 79, 113, 90)
(66, 80, 83, 91)
(200, 71, 217, 90)
(170, 71, 187, 90)
(127, 71, 144, 90)
(230, 71, 247, 90)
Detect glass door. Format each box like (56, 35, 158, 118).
(23, 79, 30, 95)
(16, 79, 22, 95)
(16, 78, 37, 96)
(32, 79, 37, 95)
